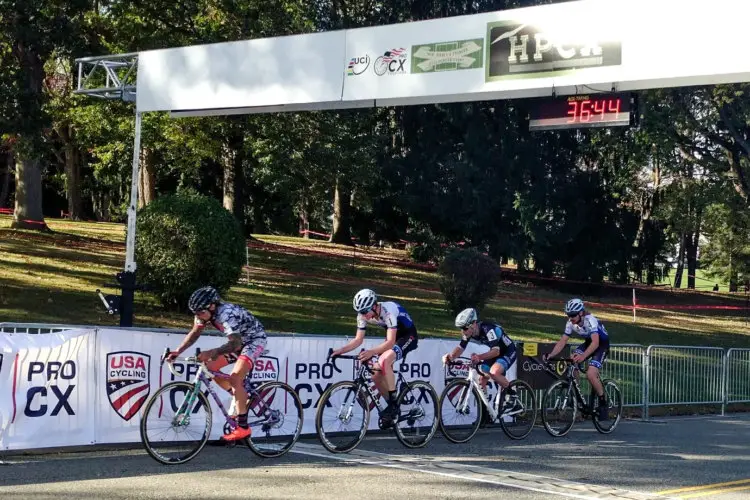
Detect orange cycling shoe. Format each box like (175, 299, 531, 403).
(221, 426, 252, 441)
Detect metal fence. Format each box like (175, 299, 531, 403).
(725, 348, 750, 405)
(2, 323, 748, 419)
(642, 345, 726, 419)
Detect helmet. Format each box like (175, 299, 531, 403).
(188, 286, 220, 313)
(564, 298, 585, 316)
(353, 288, 377, 313)
(455, 308, 478, 329)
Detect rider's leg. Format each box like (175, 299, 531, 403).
(374, 349, 398, 411)
(587, 349, 609, 420)
(587, 365, 604, 397)
(222, 344, 264, 440)
(206, 356, 231, 392)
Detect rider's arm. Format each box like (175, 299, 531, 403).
(474, 346, 500, 361)
(546, 335, 570, 360)
(446, 344, 465, 361)
(175, 321, 204, 354)
(579, 333, 600, 358)
(369, 327, 397, 355)
(333, 329, 365, 356)
(211, 333, 243, 359)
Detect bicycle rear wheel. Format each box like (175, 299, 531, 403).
(498, 379, 537, 440)
(438, 379, 482, 443)
(592, 379, 623, 434)
(245, 381, 304, 458)
(315, 381, 370, 453)
(140, 381, 212, 465)
(541, 379, 577, 437)
(394, 380, 439, 448)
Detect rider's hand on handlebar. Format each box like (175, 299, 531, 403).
(442, 353, 452, 365)
(166, 350, 180, 362)
(541, 353, 549, 363)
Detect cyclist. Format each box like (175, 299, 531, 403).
(544, 298, 610, 420)
(442, 308, 521, 414)
(166, 286, 267, 441)
(331, 288, 418, 427)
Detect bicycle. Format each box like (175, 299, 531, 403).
(315, 348, 439, 453)
(439, 359, 537, 443)
(539, 357, 623, 437)
(140, 348, 304, 465)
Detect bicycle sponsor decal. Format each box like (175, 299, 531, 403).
(411, 38, 483, 73)
(106, 351, 151, 421)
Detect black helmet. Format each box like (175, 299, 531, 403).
(188, 286, 220, 313)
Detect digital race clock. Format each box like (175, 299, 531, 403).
(529, 92, 636, 131)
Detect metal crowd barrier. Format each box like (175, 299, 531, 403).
(643, 345, 725, 419)
(724, 348, 750, 406)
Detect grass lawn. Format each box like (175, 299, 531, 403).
(1, 215, 748, 349)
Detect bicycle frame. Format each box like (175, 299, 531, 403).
(162, 350, 277, 430)
(448, 361, 505, 421)
(545, 359, 595, 415)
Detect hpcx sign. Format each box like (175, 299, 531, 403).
(486, 21, 622, 81)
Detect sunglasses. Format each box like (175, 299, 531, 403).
(567, 312, 580, 318)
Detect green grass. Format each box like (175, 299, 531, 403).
(1, 215, 749, 349)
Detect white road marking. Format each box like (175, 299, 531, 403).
(291, 442, 676, 500)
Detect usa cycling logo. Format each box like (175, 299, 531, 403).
(246, 356, 280, 412)
(106, 351, 151, 421)
(374, 48, 407, 76)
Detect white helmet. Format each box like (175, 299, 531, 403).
(564, 298, 585, 315)
(455, 308, 478, 329)
(353, 288, 377, 313)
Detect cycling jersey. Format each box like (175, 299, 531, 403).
(565, 313, 610, 369)
(564, 314, 609, 342)
(195, 302, 267, 347)
(356, 301, 418, 340)
(460, 322, 515, 356)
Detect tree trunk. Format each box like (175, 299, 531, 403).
(64, 143, 83, 220)
(298, 197, 310, 239)
(330, 176, 353, 245)
(0, 152, 13, 207)
(685, 229, 700, 290)
(674, 233, 686, 288)
(138, 147, 156, 208)
(92, 191, 111, 222)
(11, 156, 49, 231)
(222, 130, 245, 222)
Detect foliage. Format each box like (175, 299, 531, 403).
(135, 192, 245, 308)
(437, 248, 501, 315)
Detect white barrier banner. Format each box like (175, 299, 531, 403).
(1, 329, 516, 450)
(0, 330, 96, 450)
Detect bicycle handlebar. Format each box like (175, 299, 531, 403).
(161, 347, 203, 377)
(326, 348, 378, 374)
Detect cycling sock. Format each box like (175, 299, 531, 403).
(237, 412, 249, 429)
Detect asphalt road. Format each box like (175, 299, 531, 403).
(1, 414, 749, 500)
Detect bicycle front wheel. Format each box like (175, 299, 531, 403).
(541, 379, 576, 437)
(394, 380, 439, 448)
(439, 379, 482, 443)
(315, 381, 370, 453)
(498, 379, 537, 440)
(246, 381, 304, 458)
(140, 381, 212, 465)
(593, 379, 623, 434)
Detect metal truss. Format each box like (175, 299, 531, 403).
(74, 52, 138, 102)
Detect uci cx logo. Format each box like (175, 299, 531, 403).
(374, 48, 407, 76)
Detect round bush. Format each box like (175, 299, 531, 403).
(438, 248, 501, 316)
(136, 193, 245, 309)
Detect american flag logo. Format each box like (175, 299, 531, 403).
(106, 351, 151, 421)
(374, 48, 408, 76)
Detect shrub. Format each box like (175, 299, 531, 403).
(136, 193, 245, 309)
(438, 247, 501, 315)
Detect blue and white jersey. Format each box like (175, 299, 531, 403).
(356, 301, 417, 339)
(194, 302, 266, 345)
(564, 313, 609, 342)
